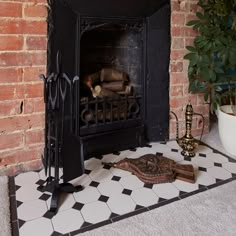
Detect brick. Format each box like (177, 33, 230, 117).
(170, 50, 187, 60)
(172, 38, 184, 49)
(171, 13, 185, 25)
(0, 35, 24, 51)
(0, 19, 47, 35)
(25, 129, 44, 145)
(26, 36, 47, 50)
(23, 66, 46, 82)
(0, 132, 23, 150)
(0, 52, 46, 67)
(0, 100, 23, 117)
(184, 26, 197, 37)
(24, 4, 47, 17)
(171, 26, 185, 37)
(0, 113, 44, 133)
(185, 38, 194, 47)
(0, 2, 22, 17)
(0, 145, 43, 167)
(170, 85, 184, 97)
(24, 98, 44, 114)
(170, 96, 189, 109)
(0, 84, 24, 101)
(170, 72, 188, 85)
(0, 68, 23, 83)
(170, 61, 183, 72)
(24, 83, 43, 98)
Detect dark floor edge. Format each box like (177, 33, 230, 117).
(8, 176, 19, 236)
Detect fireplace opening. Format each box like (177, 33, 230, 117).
(79, 22, 143, 134)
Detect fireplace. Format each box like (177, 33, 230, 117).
(43, 0, 170, 183)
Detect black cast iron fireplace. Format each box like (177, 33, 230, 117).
(41, 0, 170, 211)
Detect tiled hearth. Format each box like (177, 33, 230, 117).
(9, 140, 236, 236)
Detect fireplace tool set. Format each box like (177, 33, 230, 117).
(38, 53, 84, 213)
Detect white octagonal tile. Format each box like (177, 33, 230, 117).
(166, 140, 180, 150)
(16, 184, 42, 203)
(107, 194, 136, 215)
(162, 151, 184, 162)
(172, 180, 199, 193)
(74, 186, 101, 204)
(148, 142, 171, 153)
(89, 168, 113, 183)
(109, 167, 131, 177)
(119, 175, 144, 190)
(81, 201, 111, 224)
(195, 171, 216, 186)
(207, 166, 232, 180)
(52, 208, 84, 234)
(84, 158, 102, 170)
(191, 156, 214, 168)
(197, 145, 213, 154)
(98, 180, 124, 197)
(15, 171, 40, 186)
(69, 174, 91, 187)
(18, 199, 48, 221)
(20, 217, 53, 236)
(223, 162, 236, 174)
(152, 183, 180, 199)
(131, 188, 159, 207)
(206, 153, 229, 164)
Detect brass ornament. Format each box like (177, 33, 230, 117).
(171, 103, 204, 159)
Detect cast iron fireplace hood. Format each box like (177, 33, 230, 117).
(66, 0, 168, 17)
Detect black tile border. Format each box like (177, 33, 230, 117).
(9, 142, 236, 236)
(8, 176, 19, 236)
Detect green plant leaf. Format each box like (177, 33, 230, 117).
(186, 46, 197, 52)
(186, 20, 200, 26)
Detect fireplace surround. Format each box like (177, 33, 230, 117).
(43, 0, 171, 183)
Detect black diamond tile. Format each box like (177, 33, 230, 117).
(16, 200, 23, 208)
(143, 183, 153, 189)
(199, 153, 206, 157)
(216, 178, 224, 182)
(98, 195, 109, 203)
(158, 197, 168, 203)
(145, 144, 152, 148)
(112, 151, 120, 155)
(84, 169, 91, 175)
(110, 212, 120, 219)
(43, 211, 55, 219)
(160, 141, 167, 145)
(198, 167, 207, 172)
(103, 164, 111, 170)
(129, 148, 137, 152)
(156, 152, 163, 156)
(111, 176, 121, 181)
(89, 181, 99, 188)
(214, 163, 222, 167)
(122, 189, 132, 195)
(135, 205, 144, 210)
(184, 156, 191, 161)
(198, 184, 207, 189)
(51, 231, 63, 236)
(39, 193, 51, 201)
(37, 185, 45, 192)
(35, 179, 45, 186)
(171, 148, 178, 153)
(15, 185, 21, 191)
(72, 202, 84, 211)
(179, 191, 188, 196)
(81, 221, 92, 228)
(18, 219, 26, 228)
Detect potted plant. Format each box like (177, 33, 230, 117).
(184, 0, 236, 156)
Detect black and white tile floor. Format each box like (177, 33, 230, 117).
(10, 141, 236, 236)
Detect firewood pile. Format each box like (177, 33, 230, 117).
(80, 68, 139, 123)
(82, 68, 133, 98)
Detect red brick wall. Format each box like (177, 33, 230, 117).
(0, 0, 209, 175)
(0, 0, 47, 175)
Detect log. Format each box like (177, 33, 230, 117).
(101, 81, 125, 92)
(92, 85, 120, 99)
(82, 72, 100, 90)
(100, 68, 128, 82)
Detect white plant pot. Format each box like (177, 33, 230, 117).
(218, 105, 236, 156)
